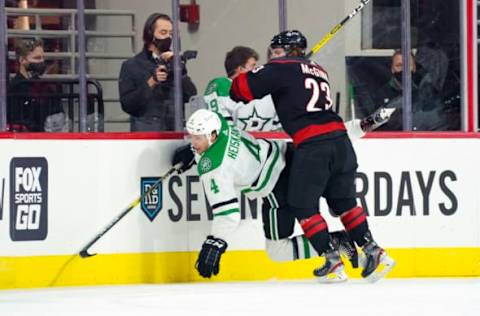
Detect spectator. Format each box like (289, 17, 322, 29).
(7, 38, 67, 132)
(375, 50, 447, 131)
(119, 13, 197, 131)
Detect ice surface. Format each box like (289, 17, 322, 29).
(1, 278, 479, 316)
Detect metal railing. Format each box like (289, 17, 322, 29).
(7, 78, 104, 132)
(4, 7, 137, 130)
(6, 8, 136, 81)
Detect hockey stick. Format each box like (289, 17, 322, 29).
(306, 0, 371, 59)
(79, 163, 182, 258)
(335, 91, 341, 114)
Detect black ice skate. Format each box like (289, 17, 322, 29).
(361, 241, 395, 283)
(331, 231, 359, 268)
(313, 249, 347, 283)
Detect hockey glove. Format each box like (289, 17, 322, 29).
(195, 235, 228, 278)
(172, 144, 195, 173)
(360, 107, 396, 132)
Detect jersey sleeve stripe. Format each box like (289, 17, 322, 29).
(213, 208, 240, 217)
(242, 141, 280, 194)
(211, 198, 239, 211)
(232, 73, 254, 102)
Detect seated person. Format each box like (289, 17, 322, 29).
(374, 50, 447, 131)
(7, 38, 67, 132)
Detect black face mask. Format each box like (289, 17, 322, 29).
(152, 37, 171, 52)
(393, 71, 403, 83)
(27, 61, 46, 78)
(393, 71, 422, 85)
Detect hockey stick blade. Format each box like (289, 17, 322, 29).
(79, 249, 96, 258)
(78, 163, 181, 259)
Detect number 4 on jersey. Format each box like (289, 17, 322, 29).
(210, 179, 220, 194)
(304, 78, 333, 112)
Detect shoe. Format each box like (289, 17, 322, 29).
(361, 241, 395, 283)
(313, 250, 347, 283)
(331, 231, 359, 268)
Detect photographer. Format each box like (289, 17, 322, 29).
(119, 13, 197, 131)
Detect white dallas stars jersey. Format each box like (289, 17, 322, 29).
(196, 113, 286, 241)
(204, 77, 282, 131)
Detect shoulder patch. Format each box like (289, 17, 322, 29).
(204, 77, 231, 97)
(205, 81, 218, 95)
(200, 157, 213, 173)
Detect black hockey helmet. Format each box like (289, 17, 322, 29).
(270, 30, 307, 56)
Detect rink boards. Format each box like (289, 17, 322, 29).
(0, 133, 479, 289)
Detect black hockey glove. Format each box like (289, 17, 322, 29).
(195, 235, 228, 278)
(172, 144, 195, 173)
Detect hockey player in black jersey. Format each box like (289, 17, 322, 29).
(230, 30, 395, 283)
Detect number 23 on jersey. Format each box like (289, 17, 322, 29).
(304, 78, 333, 112)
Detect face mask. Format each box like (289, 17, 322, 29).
(393, 71, 421, 86)
(27, 61, 46, 77)
(393, 71, 403, 83)
(152, 37, 171, 52)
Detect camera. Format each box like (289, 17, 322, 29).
(155, 50, 197, 83)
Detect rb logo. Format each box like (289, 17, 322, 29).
(140, 177, 162, 221)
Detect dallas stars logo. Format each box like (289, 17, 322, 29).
(200, 158, 212, 173)
(238, 108, 271, 131)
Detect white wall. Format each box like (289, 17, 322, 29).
(0, 136, 478, 256)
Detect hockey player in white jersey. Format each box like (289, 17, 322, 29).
(204, 46, 281, 131)
(173, 108, 394, 281)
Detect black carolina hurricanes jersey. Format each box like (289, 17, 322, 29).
(230, 57, 345, 144)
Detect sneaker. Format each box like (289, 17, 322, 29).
(331, 231, 359, 268)
(361, 242, 396, 283)
(313, 250, 347, 283)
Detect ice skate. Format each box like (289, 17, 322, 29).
(313, 250, 347, 283)
(331, 230, 359, 268)
(361, 241, 395, 283)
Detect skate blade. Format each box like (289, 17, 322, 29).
(365, 256, 396, 283)
(315, 270, 348, 284)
